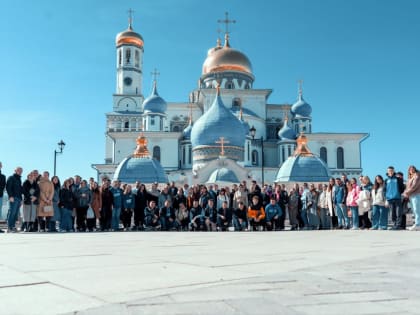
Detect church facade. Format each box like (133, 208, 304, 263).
(92, 15, 368, 184)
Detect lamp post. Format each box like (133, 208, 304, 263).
(53, 140, 66, 176)
(249, 126, 264, 185)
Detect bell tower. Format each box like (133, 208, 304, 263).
(113, 9, 144, 112)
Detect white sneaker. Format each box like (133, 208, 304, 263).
(408, 225, 420, 231)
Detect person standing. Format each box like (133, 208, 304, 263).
(100, 179, 113, 231)
(74, 180, 91, 232)
(371, 175, 387, 230)
(288, 188, 300, 231)
(384, 166, 405, 230)
(110, 180, 123, 231)
(347, 178, 361, 230)
(37, 171, 54, 232)
(22, 172, 39, 232)
(318, 184, 331, 230)
(5, 167, 23, 232)
(50, 176, 61, 232)
(334, 178, 349, 229)
(121, 185, 135, 231)
(59, 179, 74, 232)
(403, 165, 420, 231)
(0, 162, 6, 224)
(89, 181, 101, 232)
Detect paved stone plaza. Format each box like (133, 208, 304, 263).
(0, 231, 419, 315)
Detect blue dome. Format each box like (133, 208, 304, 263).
(291, 94, 312, 118)
(275, 134, 330, 182)
(207, 168, 240, 184)
(275, 155, 330, 182)
(114, 156, 168, 184)
(278, 120, 297, 141)
(142, 83, 167, 114)
(182, 121, 193, 140)
(191, 90, 246, 148)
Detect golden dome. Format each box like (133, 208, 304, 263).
(202, 40, 252, 75)
(116, 25, 144, 48)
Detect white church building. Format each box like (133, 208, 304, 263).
(92, 14, 368, 185)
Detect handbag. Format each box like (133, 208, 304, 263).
(87, 206, 95, 219)
(43, 205, 53, 212)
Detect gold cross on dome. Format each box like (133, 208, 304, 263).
(218, 12, 236, 35)
(215, 137, 230, 156)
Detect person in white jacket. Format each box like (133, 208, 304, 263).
(371, 175, 387, 230)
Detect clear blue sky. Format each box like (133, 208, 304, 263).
(0, 0, 419, 181)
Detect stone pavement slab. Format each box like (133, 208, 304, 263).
(0, 230, 419, 314)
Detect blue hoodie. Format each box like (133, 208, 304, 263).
(384, 175, 404, 201)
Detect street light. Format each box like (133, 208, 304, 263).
(249, 126, 264, 185)
(53, 140, 66, 176)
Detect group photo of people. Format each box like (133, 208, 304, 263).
(0, 162, 419, 234)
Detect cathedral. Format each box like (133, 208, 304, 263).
(92, 13, 368, 185)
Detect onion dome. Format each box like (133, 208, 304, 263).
(190, 87, 246, 148)
(202, 35, 252, 75)
(291, 85, 312, 118)
(142, 81, 167, 114)
(275, 133, 330, 182)
(183, 119, 193, 140)
(278, 116, 297, 141)
(116, 17, 144, 48)
(207, 167, 240, 185)
(113, 134, 167, 184)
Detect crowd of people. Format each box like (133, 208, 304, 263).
(0, 161, 419, 233)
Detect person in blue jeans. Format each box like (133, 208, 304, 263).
(5, 167, 23, 232)
(334, 178, 349, 229)
(384, 166, 405, 230)
(371, 175, 388, 230)
(110, 180, 123, 231)
(403, 166, 420, 231)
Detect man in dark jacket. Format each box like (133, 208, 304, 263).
(0, 162, 6, 232)
(6, 167, 23, 232)
(385, 166, 405, 230)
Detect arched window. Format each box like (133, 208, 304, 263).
(247, 141, 250, 161)
(252, 149, 259, 166)
(282, 147, 285, 163)
(226, 81, 234, 89)
(188, 146, 192, 164)
(135, 50, 139, 67)
(118, 49, 122, 66)
(232, 98, 241, 109)
(124, 121, 129, 130)
(337, 147, 344, 169)
(125, 48, 131, 63)
(173, 125, 180, 132)
(153, 146, 161, 162)
(182, 147, 186, 165)
(320, 147, 327, 163)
